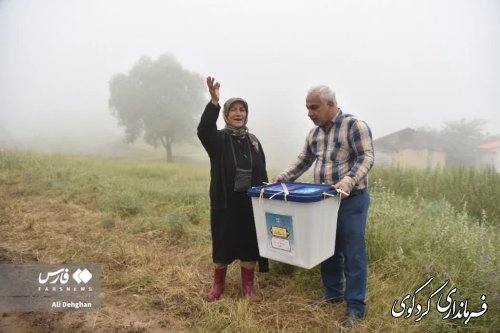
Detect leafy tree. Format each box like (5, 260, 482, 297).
(420, 118, 486, 167)
(441, 119, 486, 167)
(108, 54, 205, 162)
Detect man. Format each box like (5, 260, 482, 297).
(273, 85, 374, 329)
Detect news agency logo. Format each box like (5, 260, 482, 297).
(73, 268, 93, 284)
(37, 267, 95, 293)
(0, 264, 101, 312)
(38, 268, 93, 285)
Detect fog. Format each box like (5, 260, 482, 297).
(1, 0, 499, 167)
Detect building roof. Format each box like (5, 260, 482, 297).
(478, 140, 500, 150)
(374, 128, 444, 152)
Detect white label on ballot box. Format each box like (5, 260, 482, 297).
(271, 237, 291, 251)
(265, 212, 294, 253)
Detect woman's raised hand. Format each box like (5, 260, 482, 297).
(206, 76, 220, 105)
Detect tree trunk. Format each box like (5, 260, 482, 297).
(165, 141, 173, 162)
(160, 136, 173, 162)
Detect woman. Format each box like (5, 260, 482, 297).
(197, 76, 268, 302)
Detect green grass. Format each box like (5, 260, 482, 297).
(1, 149, 499, 332)
(0, 150, 210, 222)
(370, 166, 500, 225)
(365, 184, 499, 332)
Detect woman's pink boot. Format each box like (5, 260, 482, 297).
(207, 266, 227, 302)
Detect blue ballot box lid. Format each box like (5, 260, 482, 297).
(247, 182, 339, 203)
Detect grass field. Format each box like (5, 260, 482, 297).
(0, 149, 499, 332)
(370, 166, 500, 225)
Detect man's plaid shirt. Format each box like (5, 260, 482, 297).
(280, 109, 375, 191)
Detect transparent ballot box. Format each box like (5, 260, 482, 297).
(247, 182, 340, 269)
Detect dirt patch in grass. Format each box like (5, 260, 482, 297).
(0, 175, 192, 332)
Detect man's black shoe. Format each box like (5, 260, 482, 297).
(308, 296, 344, 306)
(339, 316, 362, 330)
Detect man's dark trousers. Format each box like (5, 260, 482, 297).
(320, 190, 370, 318)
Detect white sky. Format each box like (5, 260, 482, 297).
(0, 0, 499, 162)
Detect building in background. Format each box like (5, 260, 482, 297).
(478, 140, 500, 171)
(373, 128, 446, 169)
